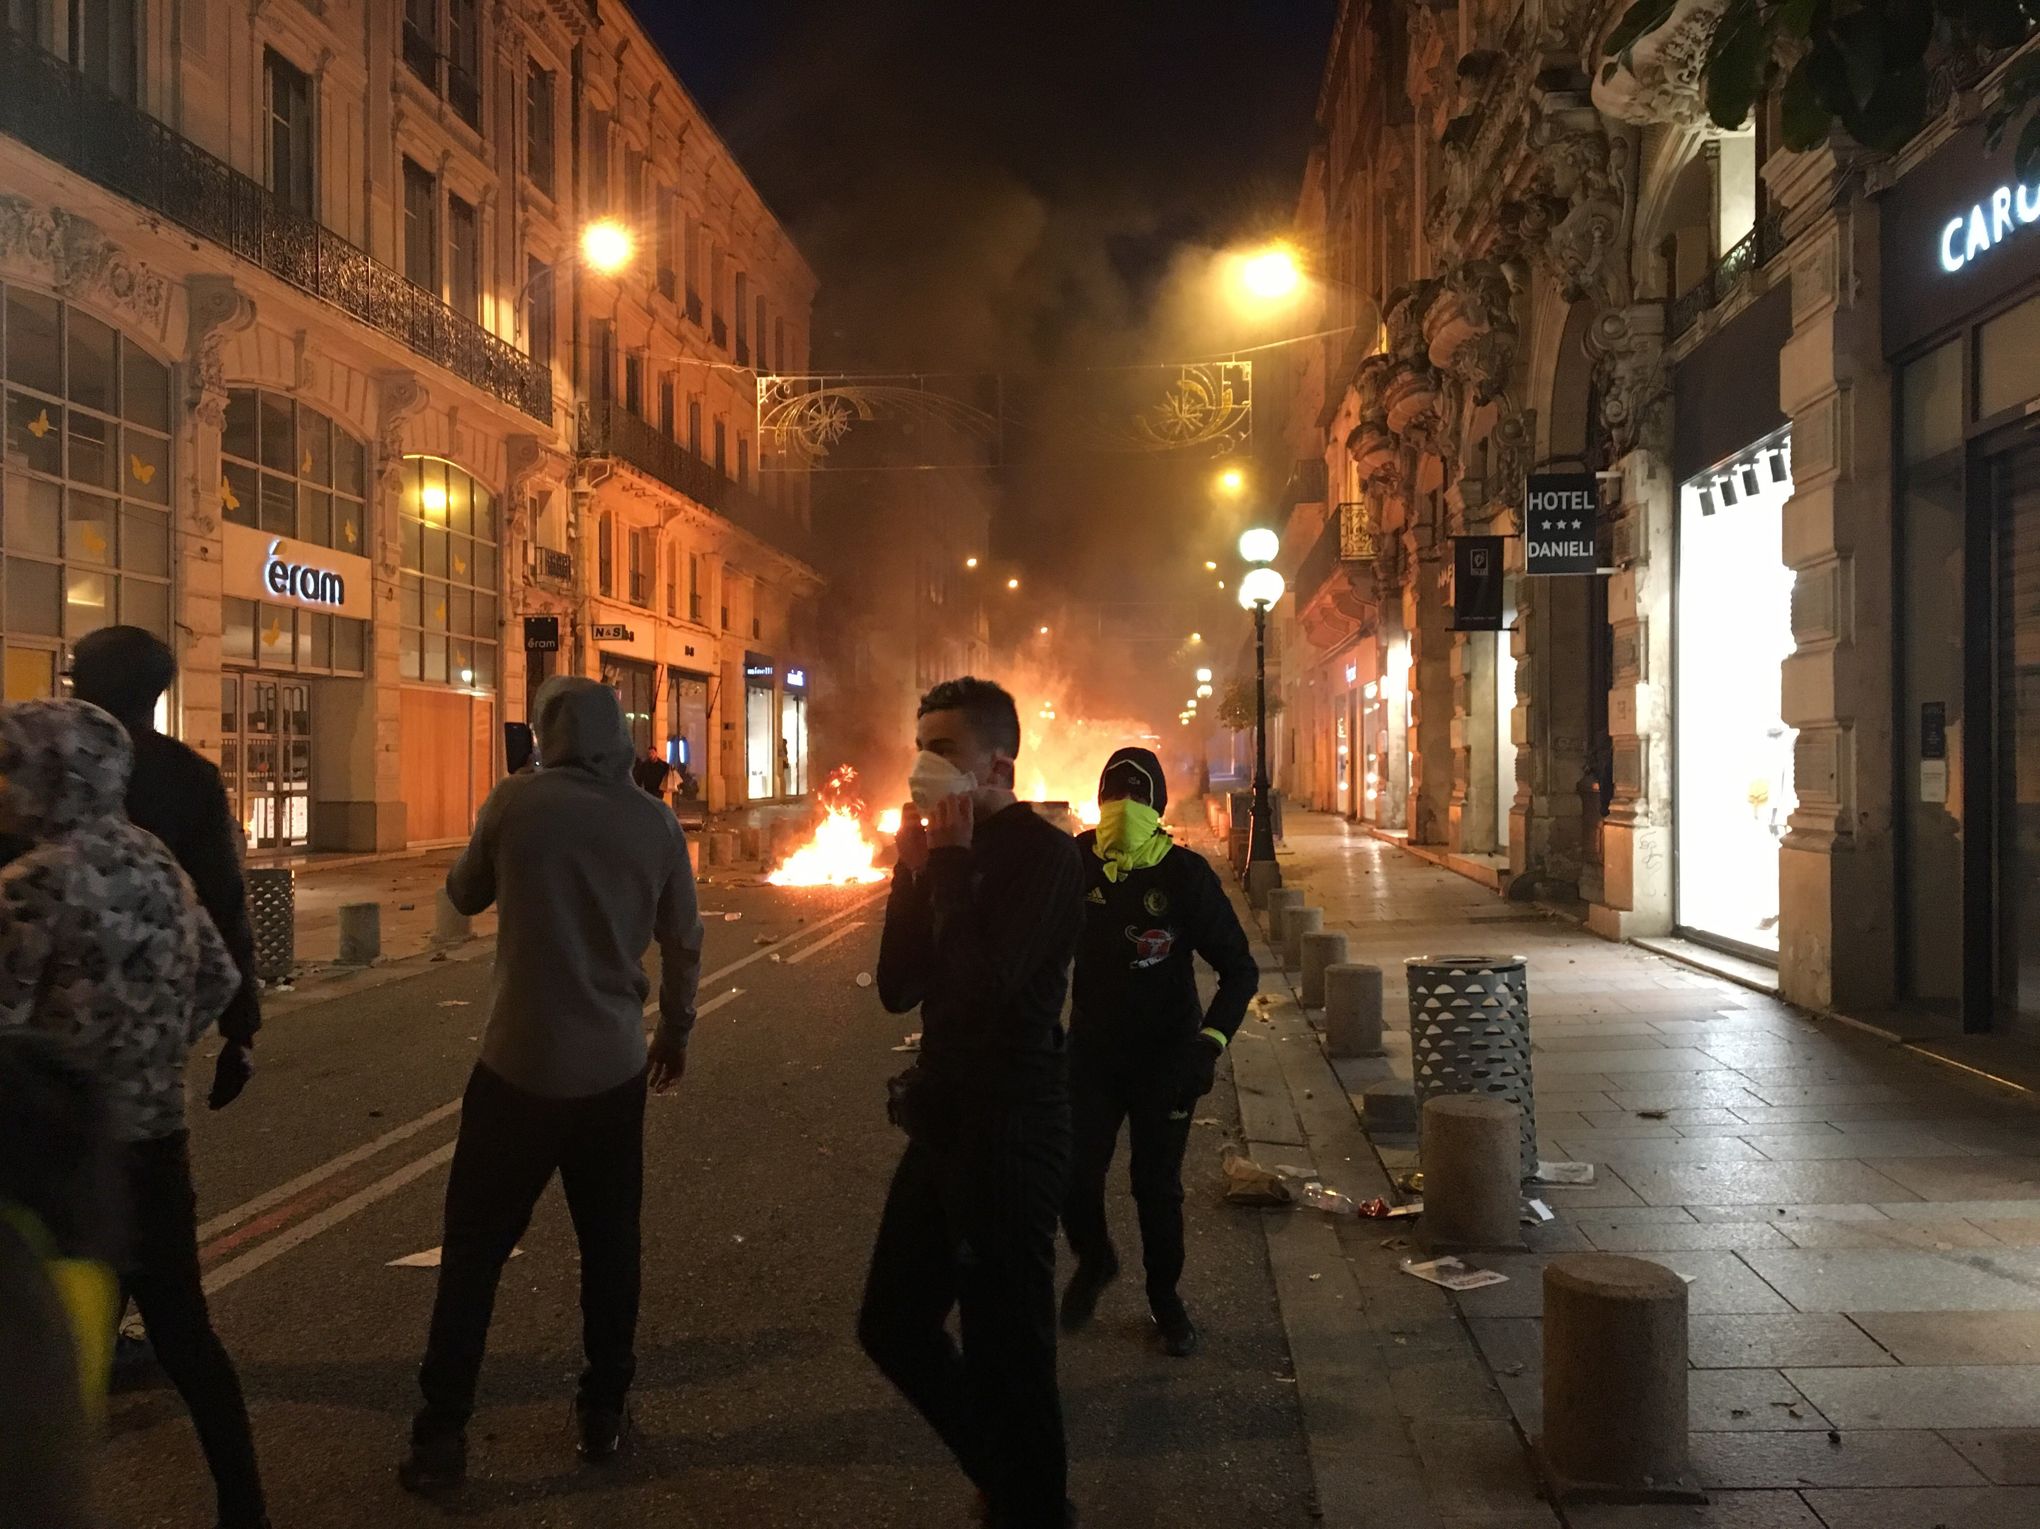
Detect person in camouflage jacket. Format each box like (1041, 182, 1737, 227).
(0, 698, 269, 1529)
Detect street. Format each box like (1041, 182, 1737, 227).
(100, 873, 1314, 1529)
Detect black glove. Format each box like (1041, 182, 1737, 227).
(208, 1041, 255, 1110)
(1171, 1033, 1224, 1115)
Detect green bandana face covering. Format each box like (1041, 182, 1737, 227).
(1094, 800, 1171, 881)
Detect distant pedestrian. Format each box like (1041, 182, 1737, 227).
(631, 749, 673, 799)
(1059, 749, 1257, 1356)
(0, 699, 266, 1529)
(401, 677, 704, 1495)
(861, 677, 1084, 1529)
(504, 721, 537, 776)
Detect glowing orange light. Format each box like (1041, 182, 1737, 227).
(768, 804, 887, 887)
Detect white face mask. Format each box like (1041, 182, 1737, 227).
(908, 749, 977, 810)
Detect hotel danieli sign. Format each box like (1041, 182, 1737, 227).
(222, 523, 373, 621)
(1523, 472, 1602, 576)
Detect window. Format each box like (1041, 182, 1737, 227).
(656, 191, 677, 301)
(751, 576, 761, 639)
(587, 113, 611, 212)
(446, 0, 480, 129)
(713, 417, 726, 476)
(447, 195, 479, 321)
(398, 457, 498, 689)
(526, 63, 556, 198)
(265, 49, 314, 218)
(628, 526, 652, 608)
(597, 513, 614, 596)
(687, 396, 701, 455)
(624, 353, 643, 418)
(734, 271, 750, 364)
(688, 552, 703, 622)
(526, 256, 554, 370)
(755, 294, 768, 371)
(775, 317, 787, 375)
(666, 541, 678, 617)
(1, 285, 173, 688)
(401, 0, 435, 83)
(683, 215, 702, 322)
(590, 319, 614, 408)
(220, 387, 367, 559)
(737, 434, 749, 490)
(624, 151, 647, 235)
(72, 0, 136, 100)
(402, 158, 437, 293)
(658, 374, 675, 439)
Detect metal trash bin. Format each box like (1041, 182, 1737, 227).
(1405, 954, 1535, 1179)
(246, 867, 295, 983)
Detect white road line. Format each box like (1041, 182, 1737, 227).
(198, 887, 886, 1260)
(697, 987, 744, 1017)
(203, 1141, 458, 1295)
(639, 891, 884, 1013)
(785, 921, 866, 964)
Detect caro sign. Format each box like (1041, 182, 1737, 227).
(1524, 472, 1601, 576)
(1939, 182, 2040, 273)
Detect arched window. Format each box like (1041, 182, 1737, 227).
(1, 283, 172, 699)
(399, 455, 498, 689)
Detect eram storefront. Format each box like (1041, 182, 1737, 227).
(1879, 118, 2040, 1039)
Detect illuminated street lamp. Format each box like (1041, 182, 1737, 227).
(1038, 625, 1050, 636)
(580, 218, 636, 276)
(1189, 631, 1203, 644)
(1006, 577, 1020, 590)
(965, 556, 979, 569)
(1238, 526, 1279, 565)
(1197, 683, 1213, 699)
(1237, 563, 1289, 897)
(1204, 560, 1218, 571)
(1215, 465, 1247, 497)
(1231, 242, 1304, 308)
(1195, 667, 1212, 683)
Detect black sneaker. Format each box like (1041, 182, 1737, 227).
(397, 1431, 466, 1498)
(1152, 1299, 1200, 1358)
(576, 1403, 632, 1463)
(1059, 1255, 1120, 1333)
(110, 1331, 159, 1393)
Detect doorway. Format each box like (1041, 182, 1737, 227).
(1992, 436, 2040, 1035)
(222, 673, 311, 852)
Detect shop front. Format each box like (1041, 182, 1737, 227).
(1882, 124, 2040, 1036)
(218, 388, 373, 853)
(781, 664, 810, 798)
(1669, 287, 1797, 960)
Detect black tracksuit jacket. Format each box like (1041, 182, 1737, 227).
(1067, 831, 1258, 1058)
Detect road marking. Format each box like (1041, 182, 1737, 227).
(785, 921, 866, 964)
(640, 892, 883, 1014)
(203, 1141, 457, 1295)
(197, 887, 886, 1273)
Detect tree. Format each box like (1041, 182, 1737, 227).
(1215, 677, 1284, 733)
(1603, 0, 2040, 176)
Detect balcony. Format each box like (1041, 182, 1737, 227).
(530, 545, 572, 586)
(1295, 502, 1378, 653)
(587, 402, 813, 566)
(1668, 208, 1786, 340)
(0, 27, 551, 422)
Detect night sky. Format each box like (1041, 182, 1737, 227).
(633, 1, 1337, 683)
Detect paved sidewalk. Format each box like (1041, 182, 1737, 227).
(1264, 812, 2040, 1529)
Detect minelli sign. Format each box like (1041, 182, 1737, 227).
(222, 523, 371, 620)
(1524, 472, 1603, 576)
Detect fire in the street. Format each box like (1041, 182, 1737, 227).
(877, 806, 903, 835)
(769, 765, 889, 886)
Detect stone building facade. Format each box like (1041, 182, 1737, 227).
(1279, 0, 2030, 1023)
(0, 0, 817, 853)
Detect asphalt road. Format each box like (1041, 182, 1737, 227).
(99, 874, 1316, 1529)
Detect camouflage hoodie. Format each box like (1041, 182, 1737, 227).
(0, 700, 239, 1143)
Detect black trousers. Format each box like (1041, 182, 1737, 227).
(858, 1096, 1071, 1529)
(415, 1063, 647, 1441)
(1062, 1049, 1194, 1308)
(121, 1131, 267, 1529)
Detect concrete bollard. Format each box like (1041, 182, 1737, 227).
(1265, 887, 1306, 946)
(1301, 929, 1347, 1007)
(1281, 906, 1323, 971)
(1419, 1095, 1524, 1253)
(740, 824, 764, 862)
(433, 890, 471, 945)
(337, 902, 381, 965)
(1325, 964, 1386, 1057)
(711, 829, 739, 868)
(1537, 1254, 1701, 1504)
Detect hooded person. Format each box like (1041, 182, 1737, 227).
(0, 699, 267, 1529)
(401, 675, 705, 1496)
(69, 626, 261, 1112)
(1058, 747, 1258, 1357)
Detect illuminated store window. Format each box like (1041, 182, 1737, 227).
(398, 455, 498, 688)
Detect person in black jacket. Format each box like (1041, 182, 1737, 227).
(860, 677, 1084, 1529)
(1059, 748, 1258, 1357)
(71, 627, 261, 1109)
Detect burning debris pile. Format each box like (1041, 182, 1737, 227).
(766, 766, 889, 888)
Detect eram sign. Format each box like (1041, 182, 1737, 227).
(1939, 182, 2040, 273)
(264, 540, 345, 607)
(1524, 472, 1602, 576)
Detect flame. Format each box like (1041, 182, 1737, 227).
(877, 806, 902, 835)
(767, 804, 887, 887)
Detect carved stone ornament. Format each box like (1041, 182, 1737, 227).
(1490, 406, 1538, 520)
(1518, 95, 1638, 306)
(1591, 0, 1729, 127)
(376, 369, 429, 504)
(1586, 304, 1668, 460)
(1423, 259, 1520, 403)
(1346, 354, 1403, 489)
(1407, 6, 1459, 140)
(184, 275, 255, 429)
(0, 197, 170, 336)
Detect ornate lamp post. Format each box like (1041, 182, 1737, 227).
(1236, 530, 1286, 903)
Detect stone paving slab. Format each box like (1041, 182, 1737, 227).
(1565, 1492, 1825, 1528)
(1944, 1429, 2040, 1484)
(1690, 1369, 1831, 1431)
(1788, 1365, 2040, 1429)
(1612, 1159, 1920, 1207)
(1690, 1429, 1986, 1487)
(1846, 1311, 2040, 1365)
(1777, 1219, 2006, 1251)
(1737, 1130, 1982, 1160)
(1555, 1136, 1772, 1164)
(1687, 1313, 1896, 1369)
(1870, 1156, 2040, 1201)
(1800, 1485, 2040, 1526)
(1576, 1220, 1800, 1253)
(1741, 1249, 2040, 1311)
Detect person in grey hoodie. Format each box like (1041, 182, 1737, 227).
(400, 677, 703, 1495)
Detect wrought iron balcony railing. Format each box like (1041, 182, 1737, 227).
(1296, 503, 1377, 612)
(531, 546, 572, 585)
(0, 27, 552, 423)
(1338, 500, 1378, 561)
(1668, 208, 1787, 340)
(586, 402, 812, 566)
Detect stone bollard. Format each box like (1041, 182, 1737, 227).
(1281, 906, 1323, 971)
(1265, 887, 1306, 946)
(711, 829, 739, 868)
(433, 890, 471, 945)
(1301, 929, 1347, 1007)
(1537, 1254, 1702, 1504)
(1419, 1095, 1524, 1253)
(1325, 964, 1386, 1056)
(740, 824, 765, 862)
(337, 902, 381, 966)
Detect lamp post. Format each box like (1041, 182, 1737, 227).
(1237, 550, 1287, 905)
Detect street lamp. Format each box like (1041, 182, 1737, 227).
(1237, 564, 1288, 897)
(1231, 242, 1304, 307)
(1197, 682, 1213, 698)
(580, 218, 635, 276)
(1238, 526, 1280, 565)
(1006, 577, 1020, 591)
(1195, 667, 1213, 683)
(1215, 465, 1247, 497)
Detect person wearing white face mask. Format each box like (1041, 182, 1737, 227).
(860, 677, 1086, 1529)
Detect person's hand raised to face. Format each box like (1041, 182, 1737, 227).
(925, 791, 975, 851)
